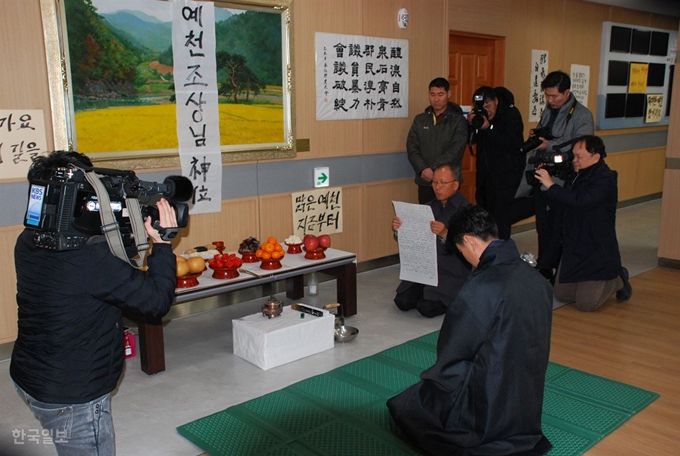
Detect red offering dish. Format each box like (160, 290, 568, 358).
(286, 243, 303, 254)
(260, 258, 283, 270)
(304, 247, 327, 260)
(211, 267, 240, 279)
(239, 251, 258, 263)
(212, 241, 225, 253)
(177, 272, 201, 288)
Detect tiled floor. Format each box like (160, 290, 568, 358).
(0, 199, 662, 456)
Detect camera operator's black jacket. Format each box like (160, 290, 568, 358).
(11, 232, 176, 404)
(472, 99, 525, 194)
(543, 160, 622, 283)
(407, 102, 467, 186)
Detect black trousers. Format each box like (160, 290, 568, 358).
(394, 283, 446, 318)
(476, 174, 536, 240)
(534, 190, 562, 270)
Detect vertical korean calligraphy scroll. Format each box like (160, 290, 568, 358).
(172, 0, 222, 214)
(529, 50, 549, 123)
(570, 64, 590, 109)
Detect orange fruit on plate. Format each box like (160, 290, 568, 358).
(267, 236, 277, 245)
(176, 261, 190, 277)
(261, 251, 271, 260)
(274, 243, 283, 252)
(264, 243, 274, 253)
(187, 257, 206, 274)
(271, 251, 281, 260)
(255, 249, 263, 258)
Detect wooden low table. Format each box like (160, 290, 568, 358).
(130, 248, 357, 375)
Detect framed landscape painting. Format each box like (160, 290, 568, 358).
(41, 0, 294, 168)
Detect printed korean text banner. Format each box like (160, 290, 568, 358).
(315, 33, 409, 121)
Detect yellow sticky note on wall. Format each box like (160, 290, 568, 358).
(629, 63, 649, 94)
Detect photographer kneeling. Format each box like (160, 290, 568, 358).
(534, 136, 632, 311)
(11, 151, 180, 455)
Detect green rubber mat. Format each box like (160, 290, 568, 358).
(177, 332, 658, 455)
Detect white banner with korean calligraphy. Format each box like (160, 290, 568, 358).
(570, 64, 590, 109)
(172, 0, 222, 214)
(0, 110, 48, 180)
(529, 49, 549, 122)
(315, 32, 409, 120)
(291, 187, 343, 237)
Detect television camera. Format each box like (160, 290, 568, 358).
(24, 165, 193, 252)
(523, 139, 576, 186)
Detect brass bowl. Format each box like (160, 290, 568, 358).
(334, 325, 359, 343)
(261, 297, 284, 318)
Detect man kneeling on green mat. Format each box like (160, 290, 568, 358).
(387, 206, 553, 455)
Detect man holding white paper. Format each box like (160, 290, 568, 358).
(392, 164, 471, 317)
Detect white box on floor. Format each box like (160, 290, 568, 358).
(232, 305, 334, 370)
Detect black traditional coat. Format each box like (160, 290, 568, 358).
(388, 239, 553, 455)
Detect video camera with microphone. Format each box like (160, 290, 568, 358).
(524, 139, 576, 186)
(24, 165, 194, 251)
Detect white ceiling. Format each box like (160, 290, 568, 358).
(584, 0, 680, 17)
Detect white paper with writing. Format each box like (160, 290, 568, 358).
(392, 201, 437, 287)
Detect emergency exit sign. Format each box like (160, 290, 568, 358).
(314, 167, 329, 188)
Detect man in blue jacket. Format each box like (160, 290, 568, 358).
(534, 135, 632, 310)
(11, 151, 179, 455)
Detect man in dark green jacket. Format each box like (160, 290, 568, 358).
(407, 77, 468, 204)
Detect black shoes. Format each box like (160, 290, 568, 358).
(616, 267, 632, 302)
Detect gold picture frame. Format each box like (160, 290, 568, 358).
(40, 0, 294, 170)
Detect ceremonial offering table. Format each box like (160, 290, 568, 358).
(132, 248, 357, 374)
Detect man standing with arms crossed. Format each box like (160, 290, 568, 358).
(407, 77, 468, 204)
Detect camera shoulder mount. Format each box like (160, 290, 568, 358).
(83, 171, 149, 269)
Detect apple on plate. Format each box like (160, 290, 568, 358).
(318, 234, 331, 248)
(303, 234, 319, 251)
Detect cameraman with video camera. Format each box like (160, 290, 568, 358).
(467, 86, 525, 239)
(11, 151, 181, 455)
(534, 136, 632, 311)
(523, 70, 594, 282)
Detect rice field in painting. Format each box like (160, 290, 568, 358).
(74, 102, 284, 153)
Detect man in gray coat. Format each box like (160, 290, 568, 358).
(407, 77, 468, 204)
(528, 70, 594, 282)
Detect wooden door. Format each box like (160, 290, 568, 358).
(448, 33, 505, 203)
